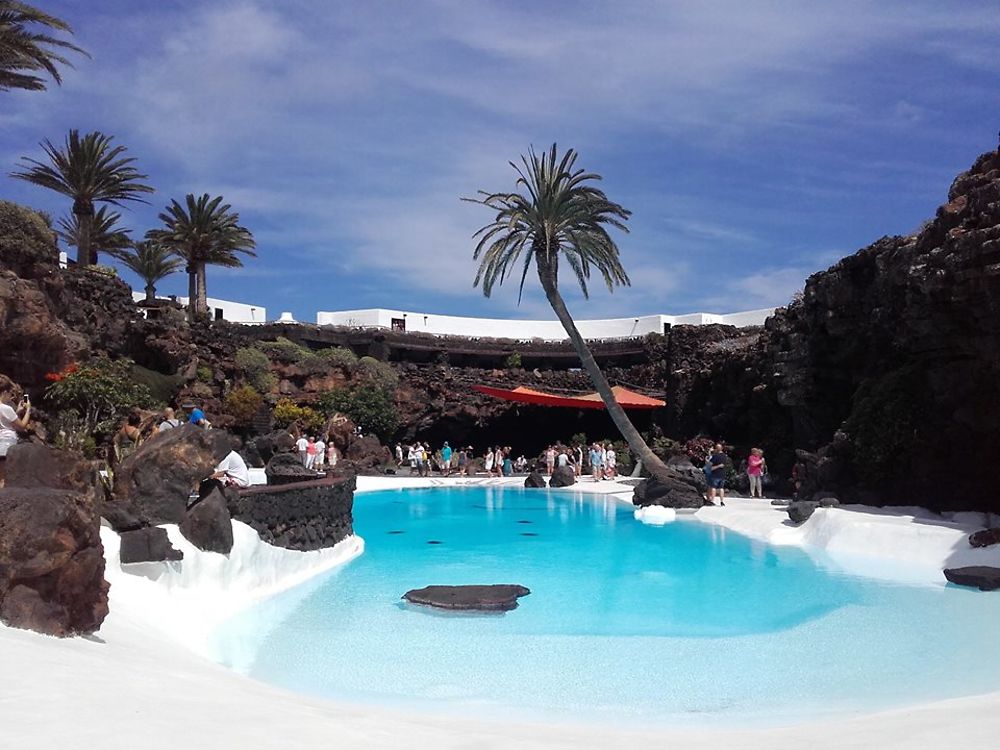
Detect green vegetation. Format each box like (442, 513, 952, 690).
(355, 356, 398, 389)
(195, 364, 213, 383)
(223, 384, 263, 427)
(49, 410, 97, 458)
(44, 358, 155, 437)
(504, 351, 522, 369)
(318, 384, 399, 440)
(114, 240, 182, 302)
(255, 337, 306, 364)
(465, 144, 671, 484)
(319, 346, 358, 370)
(148, 193, 255, 321)
(12, 130, 154, 265)
(0, 199, 54, 269)
(234, 346, 275, 393)
(271, 397, 324, 432)
(0, 2, 88, 93)
(57, 206, 131, 261)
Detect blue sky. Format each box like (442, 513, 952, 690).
(1, 1, 997, 323)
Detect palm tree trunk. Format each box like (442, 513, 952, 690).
(536, 257, 672, 484)
(74, 203, 94, 265)
(196, 263, 208, 318)
(186, 264, 197, 321)
(144, 283, 155, 303)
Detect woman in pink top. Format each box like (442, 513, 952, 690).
(746, 447, 767, 498)
(305, 437, 318, 470)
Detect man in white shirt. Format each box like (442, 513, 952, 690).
(211, 450, 251, 488)
(295, 435, 309, 466)
(157, 407, 181, 432)
(605, 445, 617, 478)
(314, 438, 326, 470)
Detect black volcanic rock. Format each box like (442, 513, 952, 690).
(943, 566, 1000, 592)
(403, 584, 531, 612)
(787, 500, 820, 524)
(969, 528, 1000, 548)
(633, 466, 705, 510)
(548, 465, 576, 488)
(524, 471, 546, 488)
(118, 527, 183, 564)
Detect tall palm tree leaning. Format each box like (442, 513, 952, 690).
(464, 143, 673, 484)
(148, 194, 256, 321)
(0, 1, 88, 93)
(11, 130, 154, 265)
(116, 240, 183, 303)
(56, 205, 132, 262)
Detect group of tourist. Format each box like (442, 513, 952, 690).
(295, 434, 339, 471)
(396, 442, 527, 477)
(540, 442, 618, 481)
(702, 443, 768, 506)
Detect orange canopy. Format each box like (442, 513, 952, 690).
(472, 384, 665, 410)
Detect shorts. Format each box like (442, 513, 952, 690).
(709, 476, 726, 489)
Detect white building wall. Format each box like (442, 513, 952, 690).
(131, 292, 266, 324)
(316, 307, 773, 341)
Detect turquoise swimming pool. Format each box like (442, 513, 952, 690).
(210, 487, 1000, 725)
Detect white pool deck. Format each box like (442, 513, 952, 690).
(3, 476, 1000, 749)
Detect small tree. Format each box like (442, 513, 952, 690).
(223, 384, 263, 427)
(115, 240, 182, 302)
(0, 1, 88, 93)
(317, 384, 399, 441)
(44, 358, 155, 437)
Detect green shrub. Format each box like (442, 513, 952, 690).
(0, 200, 55, 274)
(504, 352, 522, 369)
(650, 436, 682, 459)
(130, 364, 183, 405)
(318, 384, 399, 440)
(297, 350, 329, 376)
(196, 365, 213, 383)
(44, 358, 156, 438)
(272, 398, 325, 432)
(355, 356, 398, 389)
(319, 347, 358, 370)
(50, 409, 98, 458)
(255, 337, 307, 364)
(235, 347, 275, 392)
(224, 384, 263, 426)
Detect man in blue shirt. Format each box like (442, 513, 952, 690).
(188, 407, 209, 428)
(441, 441, 453, 476)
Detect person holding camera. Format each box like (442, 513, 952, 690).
(0, 391, 31, 486)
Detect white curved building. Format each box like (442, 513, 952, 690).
(315, 307, 773, 341)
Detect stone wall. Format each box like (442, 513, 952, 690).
(228, 475, 356, 551)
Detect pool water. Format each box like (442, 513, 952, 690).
(210, 487, 1000, 725)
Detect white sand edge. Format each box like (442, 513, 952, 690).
(3, 477, 1000, 749)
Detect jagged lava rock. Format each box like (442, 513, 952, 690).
(118, 527, 183, 564)
(943, 566, 1000, 592)
(524, 471, 546, 488)
(403, 584, 531, 612)
(0, 486, 108, 635)
(787, 500, 820, 524)
(969, 528, 1000, 548)
(180, 483, 234, 554)
(114, 425, 233, 524)
(633, 464, 705, 510)
(265, 451, 318, 485)
(548, 465, 576, 488)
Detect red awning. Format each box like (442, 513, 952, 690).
(472, 384, 665, 410)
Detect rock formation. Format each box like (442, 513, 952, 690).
(402, 584, 531, 612)
(0, 446, 108, 636)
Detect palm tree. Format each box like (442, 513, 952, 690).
(465, 144, 672, 483)
(56, 205, 131, 263)
(148, 193, 255, 320)
(0, 1, 88, 92)
(116, 240, 182, 302)
(11, 130, 154, 265)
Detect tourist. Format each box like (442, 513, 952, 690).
(210, 450, 251, 488)
(574, 443, 584, 476)
(747, 447, 767, 499)
(457, 446, 468, 476)
(305, 437, 318, 469)
(514, 455, 527, 473)
(556, 446, 569, 469)
(484, 446, 495, 476)
(295, 434, 309, 466)
(395, 443, 404, 466)
(414, 442, 426, 476)
(502, 449, 513, 477)
(605, 443, 617, 479)
(0, 390, 30, 486)
(114, 411, 143, 462)
(327, 443, 339, 469)
(157, 407, 180, 432)
(441, 441, 453, 476)
(188, 406, 210, 428)
(589, 443, 603, 481)
(545, 445, 556, 475)
(314, 437, 326, 471)
(708, 443, 728, 506)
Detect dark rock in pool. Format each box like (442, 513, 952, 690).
(524, 471, 546, 488)
(969, 528, 1000, 548)
(943, 566, 1000, 591)
(787, 500, 820, 524)
(403, 584, 531, 611)
(548, 465, 576, 488)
